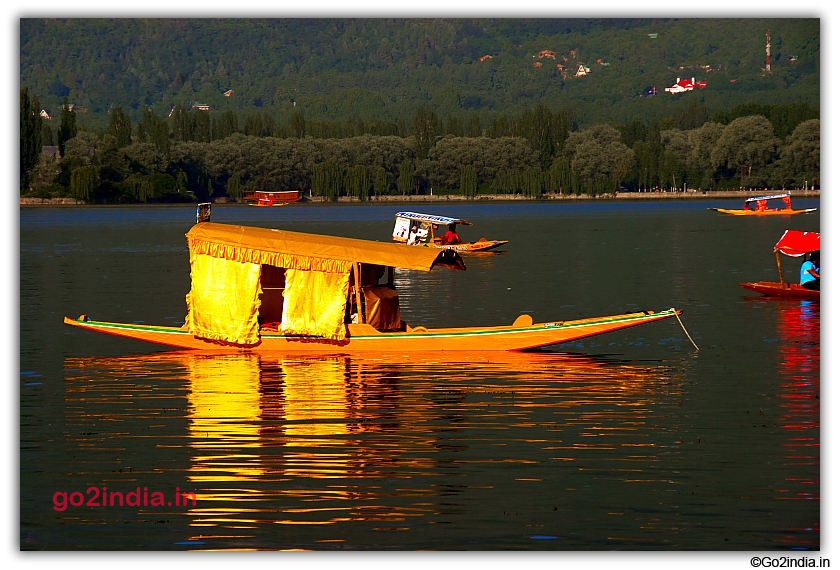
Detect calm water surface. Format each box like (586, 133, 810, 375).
(20, 199, 820, 550)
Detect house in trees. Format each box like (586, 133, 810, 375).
(40, 109, 51, 120)
(479, 55, 493, 61)
(192, 102, 211, 111)
(534, 62, 542, 68)
(538, 50, 556, 58)
(41, 146, 59, 160)
(664, 77, 707, 93)
(575, 64, 591, 76)
(223, 89, 233, 97)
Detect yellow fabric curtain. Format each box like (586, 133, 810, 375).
(186, 254, 262, 346)
(281, 269, 350, 340)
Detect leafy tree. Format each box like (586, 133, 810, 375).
(460, 164, 477, 197)
(226, 171, 244, 201)
(564, 124, 633, 190)
(711, 115, 779, 186)
(373, 166, 389, 196)
(686, 122, 725, 189)
(778, 118, 819, 187)
(397, 159, 415, 195)
(345, 164, 370, 201)
(151, 173, 177, 200)
(426, 136, 537, 189)
(312, 160, 343, 200)
(70, 165, 97, 201)
(523, 166, 543, 198)
(125, 174, 154, 202)
(122, 142, 167, 175)
(62, 131, 100, 166)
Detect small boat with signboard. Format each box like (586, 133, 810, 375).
(739, 230, 820, 298)
(63, 205, 682, 353)
(709, 193, 816, 216)
(391, 212, 508, 252)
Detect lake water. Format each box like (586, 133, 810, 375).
(20, 199, 820, 554)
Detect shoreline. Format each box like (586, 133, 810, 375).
(20, 189, 820, 206)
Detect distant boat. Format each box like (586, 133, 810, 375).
(245, 190, 301, 207)
(739, 229, 820, 299)
(709, 193, 816, 216)
(392, 212, 508, 252)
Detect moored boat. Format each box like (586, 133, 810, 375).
(739, 229, 820, 299)
(709, 193, 816, 216)
(391, 212, 508, 252)
(246, 190, 302, 206)
(64, 205, 682, 353)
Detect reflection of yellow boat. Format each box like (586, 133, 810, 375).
(709, 193, 817, 216)
(65, 205, 680, 353)
(391, 212, 508, 252)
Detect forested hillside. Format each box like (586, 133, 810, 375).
(19, 18, 820, 203)
(21, 18, 819, 130)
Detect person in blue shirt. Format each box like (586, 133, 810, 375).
(800, 251, 820, 291)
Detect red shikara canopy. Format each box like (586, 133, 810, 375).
(774, 230, 820, 257)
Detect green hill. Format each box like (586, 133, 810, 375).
(20, 18, 819, 130)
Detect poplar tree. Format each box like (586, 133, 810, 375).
(413, 106, 439, 160)
(20, 87, 42, 192)
(108, 106, 133, 148)
(57, 97, 76, 158)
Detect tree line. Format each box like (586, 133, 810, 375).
(21, 88, 819, 203)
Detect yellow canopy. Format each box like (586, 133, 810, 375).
(186, 222, 465, 272)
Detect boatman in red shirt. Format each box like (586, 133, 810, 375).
(441, 223, 462, 245)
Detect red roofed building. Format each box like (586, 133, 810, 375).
(480, 55, 493, 61)
(538, 50, 556, 58)
(534, 62, 542, 68)
(664, 77, 707, 93)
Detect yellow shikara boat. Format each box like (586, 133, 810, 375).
(64, 205, 680, 353)
(709, 193, 817, 216)
(392, 212, 508, 252)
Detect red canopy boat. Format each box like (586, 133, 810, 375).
(739, 230, 820, 298)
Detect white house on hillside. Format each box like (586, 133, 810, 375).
(665, 77, 707, 93)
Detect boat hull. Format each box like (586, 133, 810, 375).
(64, 309, 679, 353)
(708, 208, 816, 216)
(423, 240, 508, 252)
(739, 281, 820, 298)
